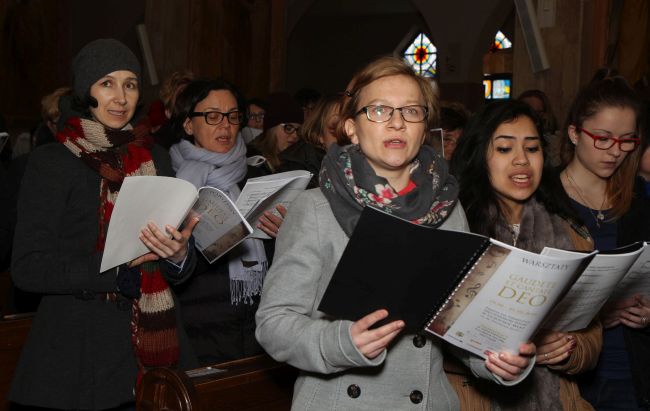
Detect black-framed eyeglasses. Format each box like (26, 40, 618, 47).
(356, 105, 428, 123)
(282, 123, 299, 134)
(577, 128, 640, 152)
(248, 112, 265, 121)
(189, 110, 243, 125)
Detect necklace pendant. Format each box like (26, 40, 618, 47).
(597, 211, 605, 221)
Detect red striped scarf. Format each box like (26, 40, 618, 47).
(57, 117, 180, 384)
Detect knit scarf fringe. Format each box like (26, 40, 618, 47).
(131, 262, 179, 385)
(229, 261, 268, 305)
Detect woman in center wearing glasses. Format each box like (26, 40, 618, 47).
(169, 79, 282, 366)
(256, 57, 535, 410)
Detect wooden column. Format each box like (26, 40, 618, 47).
(580, 0, 611, 85)
(145, 0, 274, 99)
(269, 0, 287, 92)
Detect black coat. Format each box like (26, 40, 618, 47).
(277, 140, 325, 189)
(617, 177, 650, 408)
(174, 165, 272, 366)
(9, 143, 198, 410)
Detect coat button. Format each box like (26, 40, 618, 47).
(410, 390, 423, 404)
(413, 334, 426, 348)
(347, 384, 361, 398)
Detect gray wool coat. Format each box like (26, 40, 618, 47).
(256, 189, 513, 411)
(10, 143, 197, 410)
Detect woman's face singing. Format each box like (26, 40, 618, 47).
(487, 115, 544, 212)
(184, 89, 240, 154)
(344, 74, 427, 179)
(89, 70, 139, 130)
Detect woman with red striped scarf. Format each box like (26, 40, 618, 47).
(9, 39, 199, 411)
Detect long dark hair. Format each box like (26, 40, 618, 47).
(559, 75, 645, 219)
(452, 100, 579, 237)
(171, 78, 246, 145)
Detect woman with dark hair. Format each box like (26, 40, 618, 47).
(558, 75, 650, 410)
(241, 97, 267, 144)
(250, 92, 303, 173)
(169, 78, 282, 366)
(10, 38, 198, 410)
(256, 57, 535, 410)
(451, 100, 601, 410)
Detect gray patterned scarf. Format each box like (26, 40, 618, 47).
(319, 144, 459, 236)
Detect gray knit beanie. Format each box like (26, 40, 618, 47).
(72, 38, 141, 100)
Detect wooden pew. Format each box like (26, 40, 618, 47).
(0, 314, 33, 411)
(137, 355, 297, 411)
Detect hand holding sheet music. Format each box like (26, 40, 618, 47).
(101, 171, 312, 271)
(317, 206, 595, 360)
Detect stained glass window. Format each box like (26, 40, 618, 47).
(493, 30, 512, 50)
(484, 77, 512, 100)
(483, 80, 492, 99)
(402, 33, 437, 77)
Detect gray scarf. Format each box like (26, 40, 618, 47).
(170, 139, 268, 305)
(319, 144, 459, 236)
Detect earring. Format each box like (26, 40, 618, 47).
(571, 139, 577, 145)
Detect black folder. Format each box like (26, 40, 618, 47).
(318, 206, 490, 331)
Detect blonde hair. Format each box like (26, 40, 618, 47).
(338, 56, 438, 140)
(301, 94, 349, 148)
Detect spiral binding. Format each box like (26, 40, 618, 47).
(423, 239, 492, 331)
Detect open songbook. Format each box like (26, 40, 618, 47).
(318, 206, 604, 359)
(541, 242, 650, 331)
(99, 170, 312, 272)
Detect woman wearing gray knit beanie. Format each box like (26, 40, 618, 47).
(9, 38, 199, 410)
(58, 38, 142, 131)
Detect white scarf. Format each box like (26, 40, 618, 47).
(170, 138, 268, 305)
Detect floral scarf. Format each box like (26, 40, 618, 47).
(57, 117, 180, 385)
(319, 144, 459, 236)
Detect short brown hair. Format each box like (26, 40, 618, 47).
(338, 56, 438, 139)
(160, 69, 195, 110)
